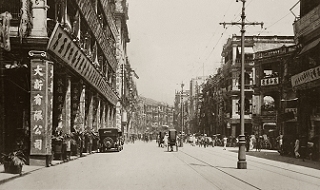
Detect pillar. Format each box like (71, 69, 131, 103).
(106, 105, 110, 128)
(101, 102, 106, 129)
(29, 51, 53, 166)
(62, 75, 71, 134)
(86, 93, 94, 131)
(71, 79, 82, 132)
(77, 85, 86, 131)
(30, 0, 48, 37)
(95, 97, 101, 131)
(232, 44, 237, 65)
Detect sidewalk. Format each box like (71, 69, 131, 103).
(224, 146, 320, 170)
(0, 152, 94, 185)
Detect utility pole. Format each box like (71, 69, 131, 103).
(180, 82, 184, 147)
(220, 0, 263, 169)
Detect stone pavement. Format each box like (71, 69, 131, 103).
(1, 144, 320, 186)
(0, 153, 93, 185)
(225, 146, 320, 170)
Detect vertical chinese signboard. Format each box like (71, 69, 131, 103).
(30, 59, 53, 155)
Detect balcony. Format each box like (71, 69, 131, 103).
(235, 58, 254, 67)
(293, 3, 320, 39)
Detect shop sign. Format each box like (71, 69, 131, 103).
(30, 60, 53, 155)
(0, 12, 12, 51)
(47, 23, 118, 105)
(260, 77, 279, 86)
(293, 4, 320, 39)
(291, 65, 320, 88)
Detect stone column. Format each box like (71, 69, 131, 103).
(96, 97, 101, 131)
(80, 85, 86, 131)
(62, 75, 71, 135)
(101, 102, 106, 129)
(106, 105, 110, 128)
(232, 44, 237, 65)
(71, 80, 82, 132)
(30, 0, 48, 37)
(86, 93, 94, 131)
(29, 51, 53, 166)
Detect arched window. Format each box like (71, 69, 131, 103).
(261, 96, 275, 111)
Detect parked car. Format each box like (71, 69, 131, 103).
(98, 128, 122, 152)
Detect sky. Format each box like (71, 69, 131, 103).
(127, 0, 300, 105)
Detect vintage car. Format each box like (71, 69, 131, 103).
(98, 128, 122, 152)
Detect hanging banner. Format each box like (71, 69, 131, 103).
(0, 11, 12, 51)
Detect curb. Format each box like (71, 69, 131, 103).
(0, 151, 97, 185)
(0, 166, 45, 185)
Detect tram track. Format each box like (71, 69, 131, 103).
(174, 149, 262, 190)
(179, 146, 320, 189)
(195, 146, 320, 180)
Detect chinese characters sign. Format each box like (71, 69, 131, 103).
(30, 59, 53, 155)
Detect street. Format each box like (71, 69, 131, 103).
(1, 141, 320, 190)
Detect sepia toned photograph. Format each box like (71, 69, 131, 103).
(0, 0, 320, 189)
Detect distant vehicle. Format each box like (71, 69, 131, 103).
(167, 129, 178, 152)
(98, 128, 122, 152)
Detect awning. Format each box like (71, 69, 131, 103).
(299, 38, 320, 55)
(238, 47, 254, 54)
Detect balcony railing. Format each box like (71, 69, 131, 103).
(293, 3, 320, 39)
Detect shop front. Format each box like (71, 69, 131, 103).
(292, 66, 320, 160)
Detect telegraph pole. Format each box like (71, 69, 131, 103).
(220, 0, 263, 169)
(180, 82, 184, 147)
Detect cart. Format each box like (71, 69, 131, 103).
(167, 129, 178, 152)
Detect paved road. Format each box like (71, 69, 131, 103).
(1, 141, 320, 190)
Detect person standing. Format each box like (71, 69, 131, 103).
(245, 134, 250, 152)
(223, 136, 228, 150)
(294, 136, 300, 158)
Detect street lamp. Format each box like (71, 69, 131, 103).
(180, 82, 184, 147)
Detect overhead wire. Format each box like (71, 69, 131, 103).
(193, 1, 235, 76)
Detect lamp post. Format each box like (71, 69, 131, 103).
(220, 0, 263, 169)
(180, 82, 184, 147)
(238, 0, 247, 169)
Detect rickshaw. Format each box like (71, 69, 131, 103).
(167, 129, 178, 152)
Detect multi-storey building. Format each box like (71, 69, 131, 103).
(189, 76, 208, 134)
(253, 45, 297, 149)
(0, 0, 130, 166)
(218, 35, 294, 138)
(291, 0, 320, 160)
(141, 97, 174, 133)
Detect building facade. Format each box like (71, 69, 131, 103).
(200, 35, 295, 140)
(0, 0, 131, 166)
(253, 45, 297, 149)
(291, 0, 320, 160)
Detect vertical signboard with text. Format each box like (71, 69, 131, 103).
(30, 59, 53, 155)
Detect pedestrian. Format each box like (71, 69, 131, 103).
(245, 134, 250, 152)
(294, 136, 300, 158)
(223, 136, 228, 150)
(300, 135, 307, 161)
(163, 133, 168, 148)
